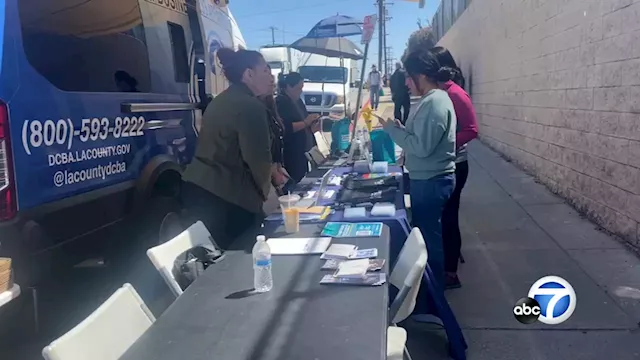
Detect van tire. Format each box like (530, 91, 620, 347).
(133, 168, 184, 248)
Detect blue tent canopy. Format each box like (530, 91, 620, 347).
(305, 15, 363, 39)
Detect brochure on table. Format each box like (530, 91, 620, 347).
(320, 273, 386, 286)
(322, 258, 385, 271)
(266, 237, 332, 255)
(321, 222, 383, 238)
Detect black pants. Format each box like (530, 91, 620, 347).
(393, 97, 411, 124)
(442, 160, 469, 273)
(180, 181, 263, 250)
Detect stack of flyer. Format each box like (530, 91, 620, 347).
(320, 244, 378, 260)
(319, 245, 386, 286)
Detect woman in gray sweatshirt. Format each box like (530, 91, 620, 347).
(380, 49, 457, 293)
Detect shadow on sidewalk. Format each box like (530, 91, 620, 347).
(404, 141, 640, 360)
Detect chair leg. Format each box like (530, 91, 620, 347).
(403, 346, 413, 360)
(30, 287, 39, 334)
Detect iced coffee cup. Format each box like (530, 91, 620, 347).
(278, 194, 300, 233)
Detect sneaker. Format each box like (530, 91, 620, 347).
(445, 274, 461, 290)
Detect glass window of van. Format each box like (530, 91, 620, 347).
(298, 66, 348, 84)
(18, 0, 151, 93)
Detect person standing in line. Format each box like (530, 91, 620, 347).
(276, 72, 321, 185)
(390, 62, 411, 124)
(368, 64, 381, 110)
(181, 48, 275, 249)
(260, 66, 290, 196)
(430, 46, 478, 289)
(379, 49, 457, 293)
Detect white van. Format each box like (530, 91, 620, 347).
(297, 53, 360, 120)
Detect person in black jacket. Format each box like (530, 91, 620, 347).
(390, 62, 411, 124)
(276, 72, 321, 184)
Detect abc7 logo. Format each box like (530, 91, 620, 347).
(513, 297, 541, 324)
(514, 275, 577, 325)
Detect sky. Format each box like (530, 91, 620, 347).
(229, 0, 439, 74)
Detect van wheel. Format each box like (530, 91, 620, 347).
(133, 194, 183, 250)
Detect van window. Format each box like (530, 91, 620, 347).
(168, 22, 190, 83)
(18, 0, 151, 93)
(298, 66, 348, 84)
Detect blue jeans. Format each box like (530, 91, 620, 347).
(409, 174, 455, 291)
(369, 85, 380, 109)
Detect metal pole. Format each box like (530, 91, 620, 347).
(382, 4, 387, 76)
(377, 0, 383, 70)
(269, 26, 277, 45)
(351, 42, 370, 142)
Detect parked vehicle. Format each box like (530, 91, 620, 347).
(259, 45, 304, 82)
(0, 0, 244, 286)
(297, 54, 361, 129)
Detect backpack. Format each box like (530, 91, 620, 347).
(172, 245, 224, 291)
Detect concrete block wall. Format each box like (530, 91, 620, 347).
(438, 0, 640, 246)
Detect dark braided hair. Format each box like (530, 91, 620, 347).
(430, 46, 465, 89)
(216, 48, 264, 84)
(403, 49, 455, 94)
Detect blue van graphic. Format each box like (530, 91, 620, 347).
(0, 0, 215, 285)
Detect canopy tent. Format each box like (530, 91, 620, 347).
(289, 37, 363, 60)
(304, 15, 363, 39)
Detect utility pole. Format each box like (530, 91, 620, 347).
(268, 26, 278, 45)
(385, 46, 394, 75)
(377, 0, 383, 70)
(383, 2, 393, 75)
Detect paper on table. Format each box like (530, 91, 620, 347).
(328, 176, 343, 186)
(321, 244, 357, 260)
(334, 259, 370, 278)
(295, 206, 327, 214)
(266, 237, 332, 255)
(322, 190, 336, 199)
(320, 273, 387, 286)
(350, 248, 378, 259)
(322, 259, 386, 271)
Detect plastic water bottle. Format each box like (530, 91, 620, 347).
(253, 235, 273, 292)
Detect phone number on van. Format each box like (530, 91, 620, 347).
(21, 117, 146, 155)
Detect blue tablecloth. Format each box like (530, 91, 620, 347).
(267, 165, 468, 358)
(266, 165, 411, 263)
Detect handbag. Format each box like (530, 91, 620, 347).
(370, 129, 396, 164)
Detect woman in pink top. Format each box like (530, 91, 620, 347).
(431, 47, 478, 289)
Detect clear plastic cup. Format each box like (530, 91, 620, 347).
(278, 194, 300, 233)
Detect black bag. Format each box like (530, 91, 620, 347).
(343, 175, 399, 191)
(337, 187, 398, 205)
(172, 245, 223, 291)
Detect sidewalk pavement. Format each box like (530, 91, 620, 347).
(404, 141, 640, 359)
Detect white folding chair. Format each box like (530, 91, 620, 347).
(386, 227, 428, 360)
(146, 221, 220, 297)
(42, 283, 155, 360)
